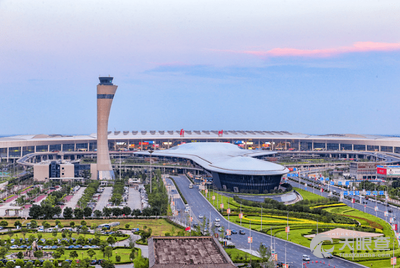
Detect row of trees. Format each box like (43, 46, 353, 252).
(77, 181, 100, 208)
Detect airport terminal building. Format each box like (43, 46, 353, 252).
(2, 131, 400, 162)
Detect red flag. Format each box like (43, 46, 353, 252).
(185, 227, 191, 231)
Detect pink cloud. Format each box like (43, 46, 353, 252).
(240, 42, 400, 58)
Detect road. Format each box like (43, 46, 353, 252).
(165, 177, 188, 226)
(290, 175, 400, 230)
(171, 175, 361, 268)
(63, 187, 86, 211)
(128, 187, 141, 210)
(94, 187, 112, 212)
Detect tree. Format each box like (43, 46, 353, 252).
(16, 251, 23, 259)
(74, 208, 84, 219)
(256, 243, 273, 268)
(15, 260, 24, 268)
(99, 241, 108, 254)
(125, 224, 130, 229)
(122, 206, 131, 216)
(69, 251, 78, 259)
(43, 221, 51, 230)
(81, 226, 89, 237)
(6, 261, 15, 268)
(0, 247, 8, 258)
(21, 228, 28, 239)
(14, 221, 21, 228)
(106, 236, 116, 247)
(25, 262, 33, 268)
(80, 220, 87, 226)
(0, 221, 8, 227)
(94, 210, 102, 217)
(63, 207, 73, 219)
(34, 250, 44, 259)
(111, 208, 122, 217)
(83, 207, 92, 218)
(70, 221, 75, 228)
(30, 219, 38, 229)
(102, 207, 111, 217)
(43, 260, 54, 268)
(28, 234, 35, 244)
(104, 246, 113, 260)
(29, 205, 43, 219)
(87, 249, 96, 259)
(53, 251, 62, 259)
(128, 236, 135, 248)
(133, 255, 149, 268)
(129, 249, 137, 260)
(61, 261, 70, 268)
(100, 260, 114, 268)
(54, 206, 62, 217)
(51, 228, 57, 237)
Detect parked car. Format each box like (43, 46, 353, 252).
(239, 230, 245, 235)
(302, 255, 310, 261)
(90, 260, 97, 265)
(325, 253, 333, 259)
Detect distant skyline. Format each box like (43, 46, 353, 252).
(1, 0, 399, 135)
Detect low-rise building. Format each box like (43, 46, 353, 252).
(148, 236, 236, 268)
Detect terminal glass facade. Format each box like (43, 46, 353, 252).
(62, 144, 74, 152)
(50, 144, 61, 152)
(213, 172, 282, 193)
(22, 146, 34, 156)
(354, 144, 366, 151)
(340, 144, 352, 150)
(9, 147, 21, 157)
(36, 145, 48, 152)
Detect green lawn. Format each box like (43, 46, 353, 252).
(294, 187, 326, 201)
(10, 248, 140, 263)
(224, 248, 261, 263)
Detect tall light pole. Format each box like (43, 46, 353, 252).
(148, 150, 154, 194)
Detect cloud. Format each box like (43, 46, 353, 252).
(231, 42, 400, 58)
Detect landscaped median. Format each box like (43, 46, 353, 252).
(200, 187, 398, 267)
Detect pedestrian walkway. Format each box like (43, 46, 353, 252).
(128, 187, 141, 210)
(63, 187, 86, 211)
(94, 187, 112, 212)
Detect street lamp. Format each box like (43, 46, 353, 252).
(148, 150, 154, 194)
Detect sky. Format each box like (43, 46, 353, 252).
(1, 0, 399, 136)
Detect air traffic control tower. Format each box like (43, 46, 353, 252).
(97, 77, 118, 180)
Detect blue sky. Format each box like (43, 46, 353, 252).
(0, 0, 399, 135)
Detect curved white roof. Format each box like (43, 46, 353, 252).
(147, 142, 289, 176)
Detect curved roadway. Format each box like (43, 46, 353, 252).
(171, 175, 363, 268)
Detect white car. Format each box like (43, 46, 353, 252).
(215, 222, 221, 227)
(198, 215, 204, 219)
(215, 218, 220, 222)
(302, 255, 310, 261)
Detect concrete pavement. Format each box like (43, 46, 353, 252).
(94, 187, 112, 212)
(128, 187, 141, 210)
(62, 187, 86, 211)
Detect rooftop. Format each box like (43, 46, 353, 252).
(148, 236, 235, 268)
